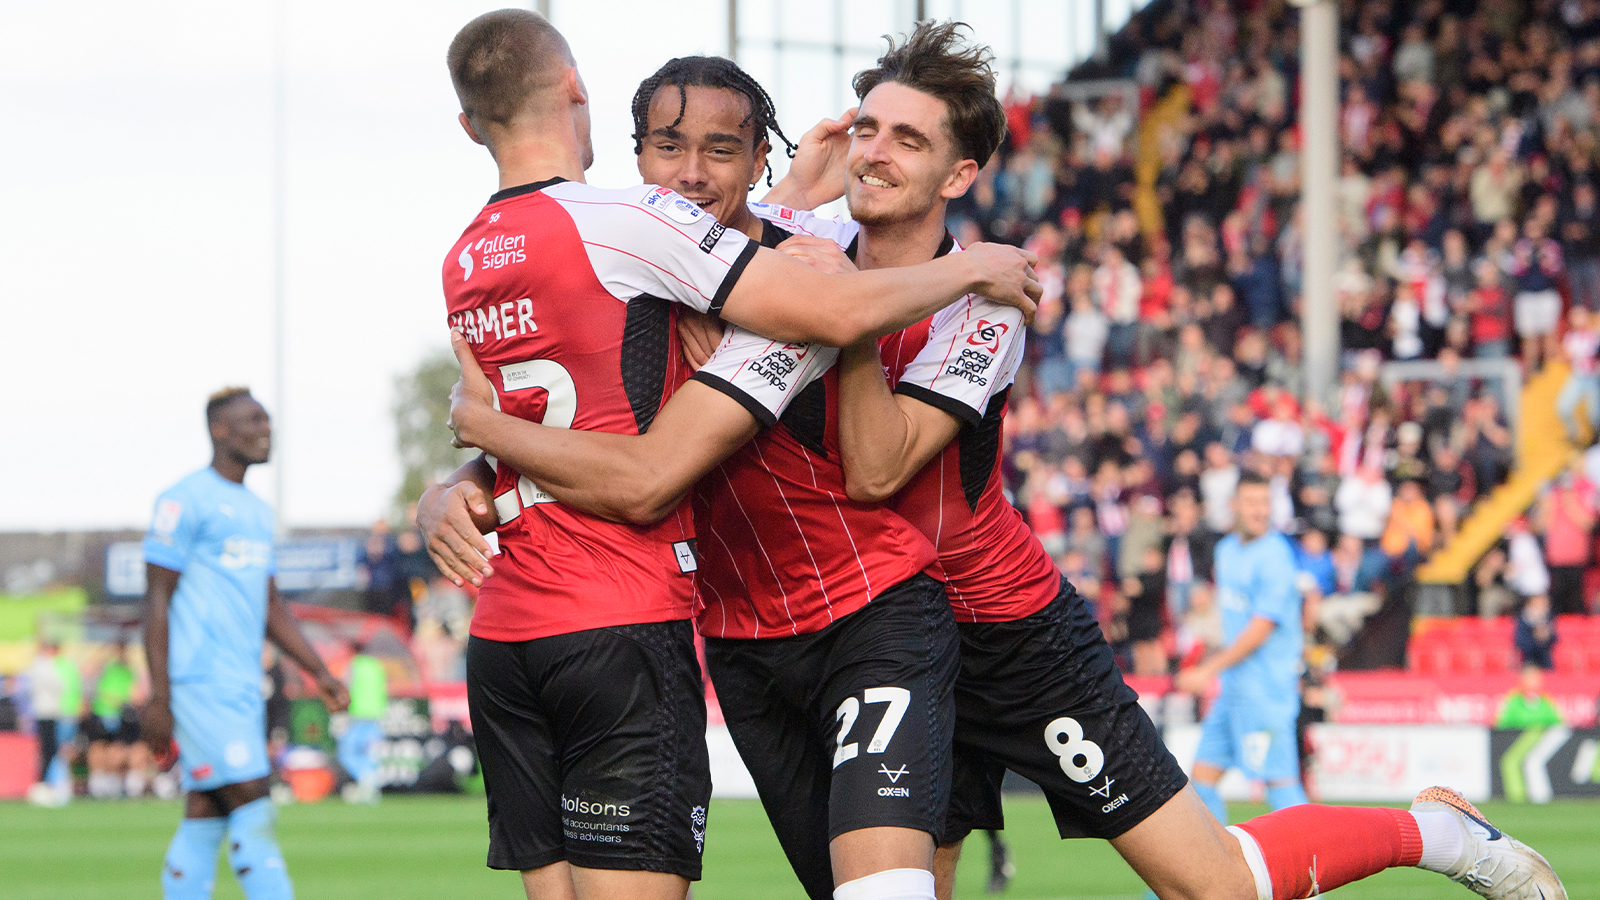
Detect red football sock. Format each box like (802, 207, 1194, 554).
(1234, 805, 1423, 899)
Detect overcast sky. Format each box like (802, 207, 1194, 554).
(0, 0, 1117, 532)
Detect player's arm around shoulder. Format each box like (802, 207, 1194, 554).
(839, 299, 1024, 502)
(720, 241, 1039, 347)
(836, 338, 964, 503)
(446, 330, 763, 526)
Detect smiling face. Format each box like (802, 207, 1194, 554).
(212, 396, 272, 466)
(637, 84, 767, 234)
(846, 81, 976, 227)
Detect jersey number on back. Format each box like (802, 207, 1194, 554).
(491, 358, 577, 525)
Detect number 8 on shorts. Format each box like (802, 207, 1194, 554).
(1044, 716, 1104, 784)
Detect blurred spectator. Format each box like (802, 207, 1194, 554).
(1123, 545, 1169, 676)
(1064, 282, 1109, 389)
(1199, 443, 1239, 533)
(24, 640, 78, 806)
(1514, 594, 1558, 670)
(0, 676, 18, 732)
(1505, 518, 1552, 603)
(1494, 664, 1565, 729)
(363, 521, 400, 617)
(82, 643, 146, 799)
(1058, 548, 1102, 621)
(1562, 181, 1600, 311)
(1380, 479, 1437, 577)
(1466, 258, 1513, 359)
(1510, 217, 1565, 368)
(339, 640, 388, 804)
(1163, 488, 1215, 621)
(1094, 244, 1142, 368)
(1473, 546, 1520, 618)
(1537, 460, 1597, 614)
(1335, 465, 1392, 544)
(1556, 307, 1600, 442)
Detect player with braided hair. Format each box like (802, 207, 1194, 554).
(630, 55, 796, 188)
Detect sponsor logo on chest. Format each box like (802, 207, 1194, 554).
(219, 537, 271, 571)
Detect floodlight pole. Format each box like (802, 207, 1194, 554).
(1297, 0, 1339, 407)
(729, 0, 738, 59)
(272, 0, 288, 537)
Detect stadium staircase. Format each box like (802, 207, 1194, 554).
(1134, 85, 1190, 240)
(1415, 361, 1582, 587)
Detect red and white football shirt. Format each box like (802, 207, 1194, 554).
(749, 205, 1060, 623)
(443, 178, 756, 642)
(687, 214, 939, 640)
(880, 298, 1060, 623)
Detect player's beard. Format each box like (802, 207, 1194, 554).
(846, 170, 942, 228)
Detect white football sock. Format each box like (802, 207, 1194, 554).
(1411, 810, 1467, 873)
(833, 867, 936, 900)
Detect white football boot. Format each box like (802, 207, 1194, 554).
(1411, 786, 1566, 900)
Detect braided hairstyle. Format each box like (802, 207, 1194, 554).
(630, 56, 796, 187)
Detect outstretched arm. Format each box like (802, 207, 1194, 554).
(721, 242, 1039, 346)
(266, 579, 348, 712)
(447, 330, 770, 526)
(836, 340, 964, 502)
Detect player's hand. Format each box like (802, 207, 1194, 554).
(315, 672, 350, 713)
(779, 235, 858, 275)
(419, 482, 496, 587)
(963, 243, 1042, 324)
(679, 309, 726, 370)
(1174, 666, 1215, 696)
(142, 701, 175, 757)
(447, 329, 496, 449)
(778, 107, 858, 208)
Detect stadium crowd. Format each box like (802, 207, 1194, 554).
(967, 0, 1600, 676)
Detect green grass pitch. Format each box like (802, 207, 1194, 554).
(1, 795, 1595, 898)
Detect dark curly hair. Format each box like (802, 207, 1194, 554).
(630, 56, 795, 187)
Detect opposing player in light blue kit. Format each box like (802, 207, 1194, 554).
(142, 387, 348, 900)
(1176, 470, 1309, 822)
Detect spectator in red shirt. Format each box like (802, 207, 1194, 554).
(1467, 258, 1512, 359)
(1537, 460, 1598, 615)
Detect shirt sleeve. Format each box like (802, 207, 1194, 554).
(142, 489, 197, 573)
(893, 297, 1026, 427)
(1249, 537, 1302, 627)
(546, 183, 758, 315)
(690, 326, 837, 427)
(746, 203, 861, 248)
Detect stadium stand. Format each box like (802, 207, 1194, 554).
(980, 0, 1600, 681)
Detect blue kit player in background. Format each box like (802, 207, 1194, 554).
(141, 387, 349, 900)
(1176, 470, 1308, 822)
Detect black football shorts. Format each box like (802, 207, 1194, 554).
(467, 619, 711, 879)
(942, 576, 1188, 843)
(704, 574, 959, 900)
